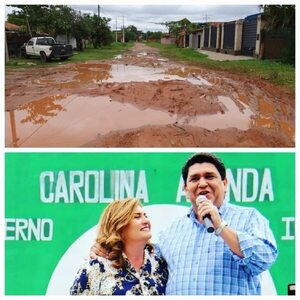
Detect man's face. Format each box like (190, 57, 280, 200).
(184, 162, 228, 208)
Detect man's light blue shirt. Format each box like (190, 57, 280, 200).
(157, 202, 278, 295)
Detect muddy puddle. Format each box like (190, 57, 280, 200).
(43, 63, 212, 86)
(105, 64, 212, 86)
(5, 43, 295, 147)
(6, 94, 255, 147)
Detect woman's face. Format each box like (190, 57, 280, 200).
(122, 205, 152, 244)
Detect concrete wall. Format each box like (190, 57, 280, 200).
(189, 32, 202, 49)
(255, 15, 265, 57)
(56, 34, 77, 49)
(216, 25, 221, 50)
(234, 19, 243, 53)
(161, 37, 176, 45)
(189, 33, 193, 48)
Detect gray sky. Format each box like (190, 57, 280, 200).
(73, 5, 262, 32)
(6, 5, 262, 32)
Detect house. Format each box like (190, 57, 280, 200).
(167, 12, 293, 61)
(160, 34, 176, 45)
(219, 19, 243, 55)
(202, 22, 223, 52)
(188, 28, 203, 49)
(56, 34, 77, 49)
(241, 13, 261, 56)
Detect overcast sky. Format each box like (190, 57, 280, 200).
(6, 5, 262, 32)
(72, 5, 262, 32)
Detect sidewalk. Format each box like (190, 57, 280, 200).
(197, 49, 254, 61)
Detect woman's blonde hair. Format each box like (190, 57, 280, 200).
(96, 198, 153, 269)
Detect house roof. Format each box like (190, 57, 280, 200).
(208, 22, 223, 26)
(5, 22, 22, 31)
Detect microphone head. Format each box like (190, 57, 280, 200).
(196, 195, 207, 206)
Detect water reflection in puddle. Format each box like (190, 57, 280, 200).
(6, 95, 254, 147)
(45, 63, 212, 87)
(34, 63, 212, 93)
(102, 64, 212, 86)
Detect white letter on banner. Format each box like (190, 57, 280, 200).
(15, 219, 28, 240)
(99, 171, 113, 203)
(120, 171, 134, 198)
(258, 168, 274, 201)
(85, 171, 99, 203)
(55, 171, 69, 203)
(41, 219, 53, 241)
(242, 169, 258, 202)
(5, 218, 16, 240)
(70, 171, 84, 203)
(28, 218, 40, 240)
(113, 170, 120, 199)
(226, 168, 242, 202)
(281, 217, 295, 240)
(40, 171, 54, 203)
(135, 170, 149, 203)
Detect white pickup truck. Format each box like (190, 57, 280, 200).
(22, 37, 73, 62)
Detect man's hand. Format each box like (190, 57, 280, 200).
(197, 198, 221, 228)
(90, 243, 108, 259)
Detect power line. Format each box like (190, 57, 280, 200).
(203, 14, 211, 23)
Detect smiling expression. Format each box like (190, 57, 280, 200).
(122, 205, 152, 244)
(184, 162, 228, 209)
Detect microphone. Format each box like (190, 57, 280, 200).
(196, 195, 215, 233)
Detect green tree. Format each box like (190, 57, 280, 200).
(90, 15, 113, 48)
(125, 25, 138, 42)
(161, 18, 198, 46)
(142, 31, 163, 41)
(7, 5, 114, 49)
(49, 5, 74, 38)
(71, 13, 91, 51)
(262, 5, 295, 29)
(7, 5, 50, 36)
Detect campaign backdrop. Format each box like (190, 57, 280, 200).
(5, 152, 295, 295)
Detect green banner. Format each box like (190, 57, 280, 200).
(5, 152, 295, 295)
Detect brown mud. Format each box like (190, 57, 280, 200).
(5, 43, 294, 147)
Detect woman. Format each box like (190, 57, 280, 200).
(70, 198, 168, 295)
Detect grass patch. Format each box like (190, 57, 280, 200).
(147, 42, 295, 91)
(5, 42, 134, 69)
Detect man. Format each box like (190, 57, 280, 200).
(158, 152, 277, 295)
(92, 152, 278, 295)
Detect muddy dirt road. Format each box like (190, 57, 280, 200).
(5, 43, 294, 147)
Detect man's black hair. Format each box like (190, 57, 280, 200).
(182, 152, 226, 185)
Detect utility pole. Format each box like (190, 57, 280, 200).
(122, 16, 125, 43)
(98, 5, 100, 17)
(24, 6, 32, 37)
(203, 13, 210, 24)
(115, 17, 118, 42)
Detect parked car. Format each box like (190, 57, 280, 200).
(21, 37, 73, 62)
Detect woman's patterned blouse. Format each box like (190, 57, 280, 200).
(70, 248, 168, 295)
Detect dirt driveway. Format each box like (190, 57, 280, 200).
(5, 43, 294, 147)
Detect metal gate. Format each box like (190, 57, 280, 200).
(242, 14, 259, 56)
(204, 28, 209, 47)
(210, 26, 217, 48)
(185, 34, 189, 47)
(197, 35, 201, 48)
(223, 22, 235, 49)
